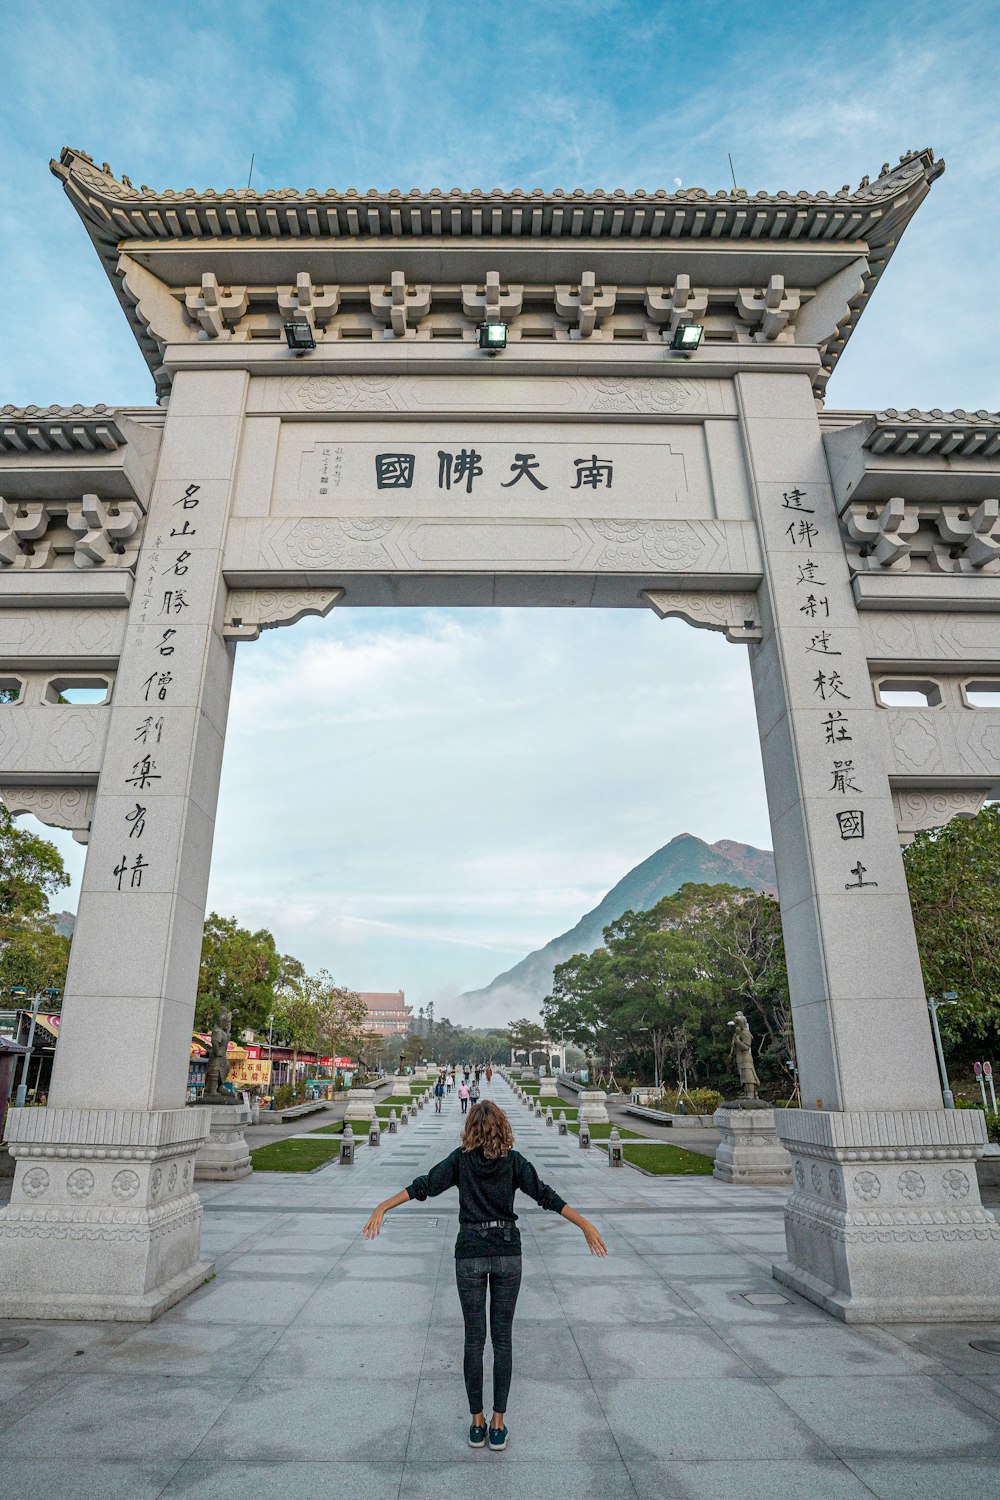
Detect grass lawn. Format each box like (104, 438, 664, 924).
(567, 1121, 643, 1140)
(251, 1136, 344, 1172)
(309, 1121, 373, 1136)
(623, 1143, 715, 1175)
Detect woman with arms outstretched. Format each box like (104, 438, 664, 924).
(363, 1098, 607, 1451)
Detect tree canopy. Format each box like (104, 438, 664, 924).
(0, 806, 71, 994)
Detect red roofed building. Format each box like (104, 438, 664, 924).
(361, 991, 412, 1038)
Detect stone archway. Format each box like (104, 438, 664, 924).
(1, 147, 998, 1324)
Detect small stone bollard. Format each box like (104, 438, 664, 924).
(388, 1110, 398, 1134)
(545, 1107, 554, 1127)
(400, 1108, 409, 1126)
(534, 1103, 543, 1119)
(369, 1120, 381, 1147)
(579, 1122, 591, 1149)
(340, 1125, 355, 1165)
(608, 1127, 624, 1168)
(558, 1111, 568, 1136)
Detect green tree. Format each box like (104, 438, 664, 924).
(313, 976, 368, 1061)
(196, 913, 286, 1034)
(0, 806, 70, 931)
(507, 1017, 548, 1066)
(904, 804, 1000, 1043)
(0, 806, 72, 995)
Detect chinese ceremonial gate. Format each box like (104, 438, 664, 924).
(1, 146, 999, 1323)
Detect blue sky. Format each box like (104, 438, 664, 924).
(3, 1, 998, 1023)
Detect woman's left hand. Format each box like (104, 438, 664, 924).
(581, 1219, 608, 1257)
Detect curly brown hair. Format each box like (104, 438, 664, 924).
(461, 1099, 514, 1159)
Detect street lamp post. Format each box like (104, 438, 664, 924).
(927, 992, 958, 1109)
(638, 1025, 659, 1091)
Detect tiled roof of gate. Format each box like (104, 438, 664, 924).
(49, 146, 945, 396)
(50, 146, 943, 244)
(865, 409, 1000, 458)
(0, 405, 127, 452)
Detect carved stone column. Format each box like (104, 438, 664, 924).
(0, 370, 247, 1320)
(738, 370, 1000, 1320)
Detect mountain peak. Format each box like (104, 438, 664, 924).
(457, 833, 776, 1023)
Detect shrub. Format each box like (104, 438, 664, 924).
(651, 1087, 724, 1115)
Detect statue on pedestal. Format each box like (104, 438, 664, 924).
(728, 1010, 761, 1101)
(202, 1007, 236, 1103)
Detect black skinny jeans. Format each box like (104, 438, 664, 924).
(455, 1254, 522, 1414)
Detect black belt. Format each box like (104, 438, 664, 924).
(468, 1219, 514, 1231)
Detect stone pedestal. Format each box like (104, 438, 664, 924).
(579, 1090, 609, 1125)
(713, 1103, 792, 1186)
(774, 1109, 1000, 1322)
(0, 1106, 212, 1322)
(344, 1087, 377, 1124)
(390, 1078, 411, 1098)
(193, 1102, 251, 1182)
(539, 1079, 559, 1099)
(414, 1066, 428, 1081)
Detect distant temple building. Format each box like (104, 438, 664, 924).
(361, 991, 412, 1038)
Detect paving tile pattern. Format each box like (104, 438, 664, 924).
(2, 1076, 1000, 1498)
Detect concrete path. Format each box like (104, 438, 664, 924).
(2, 1076, 1000, 1498)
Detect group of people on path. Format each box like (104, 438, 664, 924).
(364, 1073, 606, 1455)
(432, 1061, 493, 1114)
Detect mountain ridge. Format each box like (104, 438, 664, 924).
(458, 833, 776, 1017)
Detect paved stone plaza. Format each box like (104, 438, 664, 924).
(2, 1076, 999, 1499)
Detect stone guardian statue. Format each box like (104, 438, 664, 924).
(202, 1006, 234, 1101)
(728, 1010, 761, 1100)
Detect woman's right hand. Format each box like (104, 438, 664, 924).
(363, 1203, 387, 1239)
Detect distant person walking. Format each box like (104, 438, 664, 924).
(469, 1079, 480, 1107)
(363, 1099, 606, 1451)
(434, 1077, 445, 1113)
(458, 1081, 471, 1114)
(486, 1065, 493, 1085)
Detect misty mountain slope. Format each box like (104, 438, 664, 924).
(459, 833, 776, 1015)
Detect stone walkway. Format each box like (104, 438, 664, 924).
(2, 1076, 1000, 1498)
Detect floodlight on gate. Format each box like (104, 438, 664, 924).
(670, 322, 704, 353)
(283, 320, 316, 353)
(478, 321, 508, 353)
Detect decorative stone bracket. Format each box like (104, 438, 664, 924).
(644, 274, 708, 338)
(0, 785, 96, 843)
(0, 495, 144, 571)
(222, 587, 343, 642)
(184, 272, 249, 339)
(642, 589, 763, 644)
(737, 274, 800, 342)
(277, 272, 340, 334)
(891, 786, 993, 845)
(460, 271, 523, 324)
(369, 271, 432, 339)
(843, 498, 1000, 573)
(553, 271, 616, 339)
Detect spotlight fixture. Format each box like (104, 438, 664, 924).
(670, 322, 704, 353)
(283, 320, 316, 353)
(478, 320, 508, 353)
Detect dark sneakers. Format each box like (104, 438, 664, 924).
(488, 1424, 509, 1452)
(468, 1421, 487, 1448)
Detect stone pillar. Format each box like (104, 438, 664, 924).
(578, 1090, 609, 1124)
(390, 1077, 412, 1098)
(0, 370, 247, 1321)
(344, 1087, 377, 1124)
(539, 1078, 559, 1099)
(738, 371, 1000, 1320)
(713, 1104, 792, 1187)
(193, 1102, 252, 1182)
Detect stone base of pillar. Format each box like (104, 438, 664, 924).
(390, 1079, 412, 1098)
(344, 1088, 377, 1124)
(414, 1066, 428, 1081)
(192, 1102, 252, 1182)
(774, 1108, 1000, 1323)
(0, 1106, 213, 1323)
(579, 1090, 609, 1124)
(713, 1104, 792, 1186)
(539, 1079, 559, 1098)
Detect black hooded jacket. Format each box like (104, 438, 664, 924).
(406, 1147, 566, 1258)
